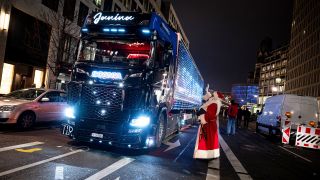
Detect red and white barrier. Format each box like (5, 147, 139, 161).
(295, 125, 320, 150)
(282, 120, 291, 144)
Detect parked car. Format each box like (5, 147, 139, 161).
(0, 88, 67, 129)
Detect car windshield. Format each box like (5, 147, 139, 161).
(4, 89, 45, 100)
(78, 39, 151, 66)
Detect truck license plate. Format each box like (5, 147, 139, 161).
(62, 124, 73, 137)
(91, 133, 103, 138)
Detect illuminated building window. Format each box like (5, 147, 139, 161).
(34, 70, 44, 88)
(0, 63, 14, 94)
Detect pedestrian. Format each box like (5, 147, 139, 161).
(236, 107, 242, 128)
(244, 108, 251, 128)
(227, 100, 238, 135)
(194, 85, 224, 159)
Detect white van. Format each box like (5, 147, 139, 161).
(257, 94, 319, 136)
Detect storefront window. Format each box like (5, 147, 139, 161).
(0, 63, 14, 94)
(34, 70, 44, 88)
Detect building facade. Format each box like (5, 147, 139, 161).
(285, 0, 320, 98)
(0, 0, 104, 93)
(231, 84, 259, 106)
(258, 46, 288, 104)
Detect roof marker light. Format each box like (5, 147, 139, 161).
(103, 28, 110, 32)
(118, 28, 125, 32)
(142, 29, 150, 34)
(111, 28, 117, 32)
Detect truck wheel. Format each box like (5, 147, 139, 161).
(17, 112, 35, 130)
(155, 112, 166, 148)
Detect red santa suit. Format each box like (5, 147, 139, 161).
(194, 91, 223, 159)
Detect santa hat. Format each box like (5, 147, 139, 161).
(213, 91, 224, 100)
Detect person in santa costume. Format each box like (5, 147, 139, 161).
(194, 85, 224, 159)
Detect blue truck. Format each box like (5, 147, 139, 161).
(62, 12, 204, 149)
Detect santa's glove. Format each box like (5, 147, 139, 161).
(199, 115, 207, 125)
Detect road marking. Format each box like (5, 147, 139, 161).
(0, 149, 83, 177)
(219, 136, 252, 180)
(206, 158, 220, 180)
(85, 157, 134, 180)
(174, 134, 197, 162)
(54, 166, 64, 180)
(15, 148, 42, 153)
(278, 146, 312, 163)
(164, 139, 181, 152)
(0, 142, 44, 153)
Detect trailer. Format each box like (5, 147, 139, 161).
(62, 11, 203, 149)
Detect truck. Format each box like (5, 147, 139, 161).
(256, 94, 320, 149)
(62, 12, 204, 149)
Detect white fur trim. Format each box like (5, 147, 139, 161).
(193, 127, 220, 159)
(194, 149, 220, 159)
(203, 92, 212, 101)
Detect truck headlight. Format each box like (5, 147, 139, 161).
(130, 116, 150, 128)
(65, 107, 75, 119)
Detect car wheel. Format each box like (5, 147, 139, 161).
(155, 112, 166, 148)
(17, 112, 35, 130)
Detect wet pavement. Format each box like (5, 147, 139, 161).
(0, 118, 319, 180)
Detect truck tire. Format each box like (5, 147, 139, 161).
(17, 111, 35, 130)
(155, 112, 166, 148)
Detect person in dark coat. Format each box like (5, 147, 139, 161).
(244, 108, 251, 128)
(236, 107, 243, 128)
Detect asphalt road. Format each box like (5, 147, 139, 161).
(0, 117, 319, 180)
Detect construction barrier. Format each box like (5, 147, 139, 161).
(295, 125, 320, 150)
(281, 120, 291, 144)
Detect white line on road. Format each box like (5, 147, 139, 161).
(0, 141, 44, 153)
(173, 135, 197, 162)
(206, 158, 220, 180)
(0, 149, 83, 177)
(278, 146, 312, 163)
(219, 136, 252, 180)
(85, 157, 135, 180)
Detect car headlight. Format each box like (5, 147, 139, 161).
(65, 107, 75, 119)
(130, 116, 150, 128)
(0, 105, 17, 111)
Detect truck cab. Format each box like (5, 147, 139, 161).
(62, 12, 203, 149)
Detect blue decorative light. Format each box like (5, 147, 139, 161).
(142, 29, 151, 34)
(81, 28, 88, 32)
(111, 28, 117, 32)
(91, 71, 122, 80)
(173, 41, 204, 110)
(103, 28, 110, 32)
(118, 28, 125, 32)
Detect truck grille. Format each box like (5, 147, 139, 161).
(67, 82, 81, 104)
(79, 85, 123, 120)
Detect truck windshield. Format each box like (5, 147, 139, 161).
(78, 39, 151, 66)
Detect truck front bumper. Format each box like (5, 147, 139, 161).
(61, 123, 156, 149)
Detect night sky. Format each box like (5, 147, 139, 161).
(173, 0, 293, 92)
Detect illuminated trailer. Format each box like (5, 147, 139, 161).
(62, 12, 203, 149)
